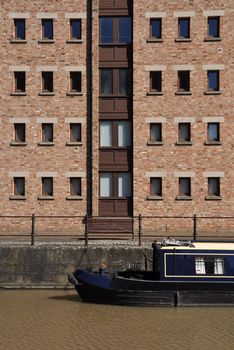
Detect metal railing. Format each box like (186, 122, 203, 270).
(0, 213, 234, 247)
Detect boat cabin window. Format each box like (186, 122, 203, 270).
(195, 256, 224, 275)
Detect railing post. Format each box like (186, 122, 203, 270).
(131, 216, 134, 241)
(138, 214, 142, 246)
(31, 213, 35, 246)
(193, 214, 197, 241)
(85, 214, 89, 247)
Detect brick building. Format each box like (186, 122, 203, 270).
(0, 0, 234, 238)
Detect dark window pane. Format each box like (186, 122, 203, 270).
(14, 124, 25, 142)
(208, 123, 219, 141)
(178, 18, 190, 38)
(118, 17, 131, 44)
(42, 19, 53, 39)
(15, 19, 25, 39)
(42, 72, 53, 92)
(208, 71, 219, 91)
(150, 123, 162, 142)
(70, 72, 81, 92)
(100, 70, 113, 95)
(150, 178, 162, 196)
(100, 17, 113, 44)
(119, 69, 130, 95)
(150, 71, 162, 92)
(151, 18, 161, 38)
(179, 177, 191, 196)
(179, 123, 191, 142)
(208, 17, 219, 37)
(15, 72, 25, 92)
(42, 177, 53, 196)
(70, 19, 81, 39)
(70, 178, 81, 196)
(14, 177, 25, 196)
(178, 71, 190, 91)
(70, 124, 81, 142)
(42, 123, 53, 142)
(208, 178, 220, 196)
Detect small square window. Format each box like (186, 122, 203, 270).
(208, 177, 220, 197)
(14, 72, 25, 93)
(41, 71, 53, 92)
(150, 71, 162, 92)
(42, 177, 53, 196)
(150, 18, 162, 39)
(150, 123, 162, 142)
(42, 123, 53, 142)
(178, 71, 190, 92)
(178, 123, 191, 142)
(70, 178, 81, 196)
(208, 17, 220, 38)
(178, 18, 190, 38)
(14, 177, 25, 196)
(70, 123, 81, 142)
(150, 177, 162, 197)
(14, 124, 25, 142)
(179, 177, 191, 197)
(14, 19, 25, 40)
(207, 70, 219, 91)
(70, 19, 81, 39)
(42, 19, 53, 40)
(70, 72, 82, 93)
(208, 123, 220, 142)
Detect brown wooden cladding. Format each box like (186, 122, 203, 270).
(99, 97, 132, 118)
(99, 198, 132, 216)
(88, 217, 133, 234)
(99, 148, 132, 171)
(99, 46, 131, 67)
(99, 0, 131, 16)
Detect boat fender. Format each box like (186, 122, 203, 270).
(68, 273, 79, 287)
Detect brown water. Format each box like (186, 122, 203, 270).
(0, 290, 234, 350)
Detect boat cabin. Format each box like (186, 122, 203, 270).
(155, 241, 234, 282)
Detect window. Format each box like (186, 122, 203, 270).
(14, 19, 26, 40)
(150, 18, 162, 39)
(14, 177, 25, 196)
(178, 123, 191, 142)
(70, 72, 81, 93)
(150, 177, 162, 197)
(207, 123, 220, 142)
(100, 69, 131, 96)
(207, 70, 219, 92)
(70, 19, 81, 39)
(14, 124, 25, 143)
(42, 177, 53, 196)
(70, 123, 81, 142)
(100, 17, 131, 44)
(178, 18, 190, 38)
(195, 256, 224, 275)
(208, 177, 220, 197)
(179, 177, 191, 197)
(42, 19, 53, 40)
(42, 123, 53, 142)
(100, 172, 132, 198)
(100, 121, 131, 147)
(41, 72, 53, 93)
(150, 123, 162, 142)
(14, 72, 25, 93)
(150, 71, 162, 93)
(70, 177, 81, 196)
(177, 71, 190, 92)
(208, 17, 220, 38)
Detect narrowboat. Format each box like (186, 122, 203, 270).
(68, 240, 234, 306)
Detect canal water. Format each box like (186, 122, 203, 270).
(0, 290, 234, 350)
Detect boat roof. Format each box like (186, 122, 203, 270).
(160, 242, 234, 251)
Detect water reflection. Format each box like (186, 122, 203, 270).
(0, 290, 234, 350)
